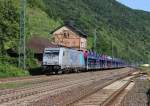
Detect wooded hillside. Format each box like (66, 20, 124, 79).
(0, 0, 150, 64)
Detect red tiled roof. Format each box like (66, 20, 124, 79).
(27, 36, 57, 53)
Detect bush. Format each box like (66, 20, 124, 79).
(26, 58, 40, 69)
(26, 49, 40, 69)
(0, 56, 18, 66)
(0, 64, 29, 77)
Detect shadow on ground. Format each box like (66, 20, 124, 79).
(29, 67, 44, 76)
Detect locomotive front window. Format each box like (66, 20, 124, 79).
(44, 50, 59, 58)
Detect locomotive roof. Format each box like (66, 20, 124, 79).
(44, 47, 78, 51)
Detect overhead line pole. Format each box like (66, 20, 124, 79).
(109, 26, 114, 67)
(94, 29, 97, 51)
(19, 0, 26, 69)
(111, 31, 113, 60)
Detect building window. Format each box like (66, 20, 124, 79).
(81, 42, 84, 48)
(63, 30, 69, 38)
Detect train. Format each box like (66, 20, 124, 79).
(42, 47, 126, 74)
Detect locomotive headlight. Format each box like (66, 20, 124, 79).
(43, 62, 47, 65)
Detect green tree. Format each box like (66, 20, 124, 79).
(0, 0, 19, 55)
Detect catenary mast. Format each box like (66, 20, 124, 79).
(19, 0, 26, 69)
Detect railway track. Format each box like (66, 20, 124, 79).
(71, 73, 139, 106)
(0, 68, 134, 106)
(109, 82, 135, 106)
(0, 69, 128, 94)
(0, 68, 133, 84)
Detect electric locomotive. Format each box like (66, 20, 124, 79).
(43, 47, 85, 73)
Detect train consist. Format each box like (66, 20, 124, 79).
(42, 47, 126, 73)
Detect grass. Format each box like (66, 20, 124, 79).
(0, 78, 49, 89)
(0, 83, 25, 89)
(139, 66, 150, 75)
(0, 81, 36, 89)
(0, 64, 29, 78)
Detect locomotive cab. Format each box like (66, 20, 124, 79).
(43, 48, 61, 71)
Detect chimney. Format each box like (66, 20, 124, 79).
(64, 20, 74, 26)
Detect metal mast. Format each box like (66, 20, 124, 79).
(110, 30, 114, 67)
(142, 34, 146, 64)
(19, 0, 26, 69)
(94, 29, 97, 51)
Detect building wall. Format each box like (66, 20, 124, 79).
(52, 26, 87, 50)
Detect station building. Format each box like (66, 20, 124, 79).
(51, 23, 87, 51)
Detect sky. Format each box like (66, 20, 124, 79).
(116, 0, 150, 12)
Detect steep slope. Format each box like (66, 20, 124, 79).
(41, 0, 150, 63)
(0, 0, 150, 64)
(26, 4, 61, 39)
